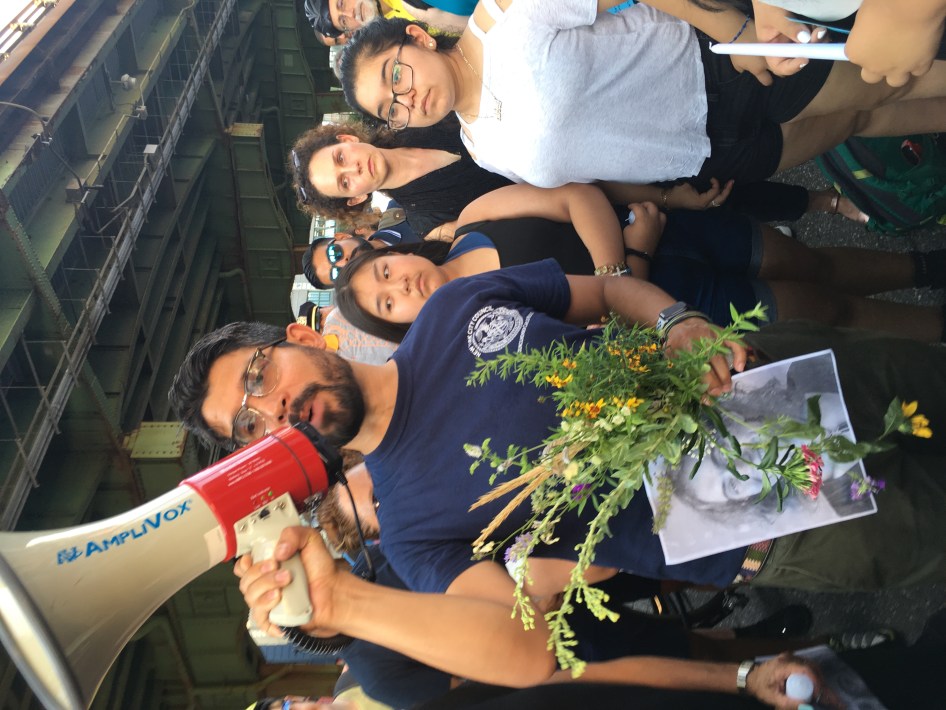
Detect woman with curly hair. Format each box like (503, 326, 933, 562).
(289, 114, 513, 237)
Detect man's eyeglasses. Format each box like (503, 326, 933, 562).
(232, 338, 286, 446)
(290, 149, 309, 204)
(386, 36, 413, 131)
(325, 236, 371, 283)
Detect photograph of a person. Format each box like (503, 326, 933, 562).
(646, 350, 877, 565)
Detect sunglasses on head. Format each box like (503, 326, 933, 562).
(290, 149, 309, 204)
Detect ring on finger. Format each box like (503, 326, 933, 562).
(710, 199, 720, 208)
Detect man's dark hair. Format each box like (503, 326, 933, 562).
(318, 482, 380, 556)
(289, 121, 396, 223)
(302, 236, 335, 289)
(333, 240, 451, 343)
(338, 19, 460, 122)
(168, 322, 285, 450)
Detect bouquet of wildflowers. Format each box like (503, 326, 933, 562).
(464, 307, 932, 675)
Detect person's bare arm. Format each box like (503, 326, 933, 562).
(638, 0, 774, 84)
(563, 274, 746, 396)
(238, 527, 557, 687)
(846, 0, 946, 86)
(457, 183, 626, 270)
(546, 653, 842, 710)
(238, 530, 839, 706)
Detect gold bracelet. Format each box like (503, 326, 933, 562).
(661, 187, 671, 210)
(593, 263, 630, 277)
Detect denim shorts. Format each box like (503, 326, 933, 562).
(649, 209, 776, 326)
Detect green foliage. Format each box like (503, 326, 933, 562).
(464, 308, 927, 675)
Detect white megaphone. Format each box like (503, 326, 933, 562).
(0, 422, 341, 710)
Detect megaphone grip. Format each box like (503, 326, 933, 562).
(249, 531, 313, 628)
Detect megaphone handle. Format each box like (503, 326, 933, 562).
(251, 537, 314, 627)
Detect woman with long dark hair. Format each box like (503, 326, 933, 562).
(335, 5, 946, 191)
(332, 183, 945, 344)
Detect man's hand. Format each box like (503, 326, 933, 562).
(845, 3, 944, 86)
(664, 318, 746, 397)
(234, 526, 343, 638)
(747, 653, 844, 710)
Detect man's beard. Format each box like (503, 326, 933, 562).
(288, 358, 366, 448)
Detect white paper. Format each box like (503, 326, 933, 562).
(711, 42, 848, 60)
(644, 350, 876, 565)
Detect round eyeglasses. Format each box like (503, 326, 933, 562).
(386, 36, 413, 131)
(232, 338, 285, 446)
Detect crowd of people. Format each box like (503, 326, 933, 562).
(170, 1, 946, 708)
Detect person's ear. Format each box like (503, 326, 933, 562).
(336, 134, 361, 144)
(346, 194, 369, 206)
(405, 23, 434, 48)
(285, 322, 327, 349)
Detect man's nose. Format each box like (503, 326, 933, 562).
(255, 393, 288, 428)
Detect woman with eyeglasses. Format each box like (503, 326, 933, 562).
(331, 182, 946, 345)
(333, 3, 946, 194)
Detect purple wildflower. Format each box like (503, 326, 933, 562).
(503, 532, 534, 565)
(571, 483, 591, 500)
(850, 475, 886, 501)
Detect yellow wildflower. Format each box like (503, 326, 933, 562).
(562, 359, 577, 369)
(908, 410, 933, 438)
(582, 399, 604, 419)
(545, 373, 573, 388)
(625, 397, 644, 410)
(901, 400, 918, 417)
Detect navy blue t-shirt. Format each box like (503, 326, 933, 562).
(366, 260, 746, 593)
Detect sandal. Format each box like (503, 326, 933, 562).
(812, 188, 870, 224)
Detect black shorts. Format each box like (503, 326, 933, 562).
(690, 31, 833, 188)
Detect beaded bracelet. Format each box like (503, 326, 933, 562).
(730, 14, 750, 43)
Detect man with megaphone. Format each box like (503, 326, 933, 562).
(170, 263, 946, 707)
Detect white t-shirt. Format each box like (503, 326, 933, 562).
(762, 0, 861, 23)
(458, 0, 710, 186)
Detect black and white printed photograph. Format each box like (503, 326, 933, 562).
(646, 350, 877, 565)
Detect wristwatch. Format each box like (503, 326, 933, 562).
(736, 659, 756, 694)
(656, 301, 690, 333)
(655, 301, 708, 338)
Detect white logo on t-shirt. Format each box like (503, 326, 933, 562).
(467, 306, 524, 357)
